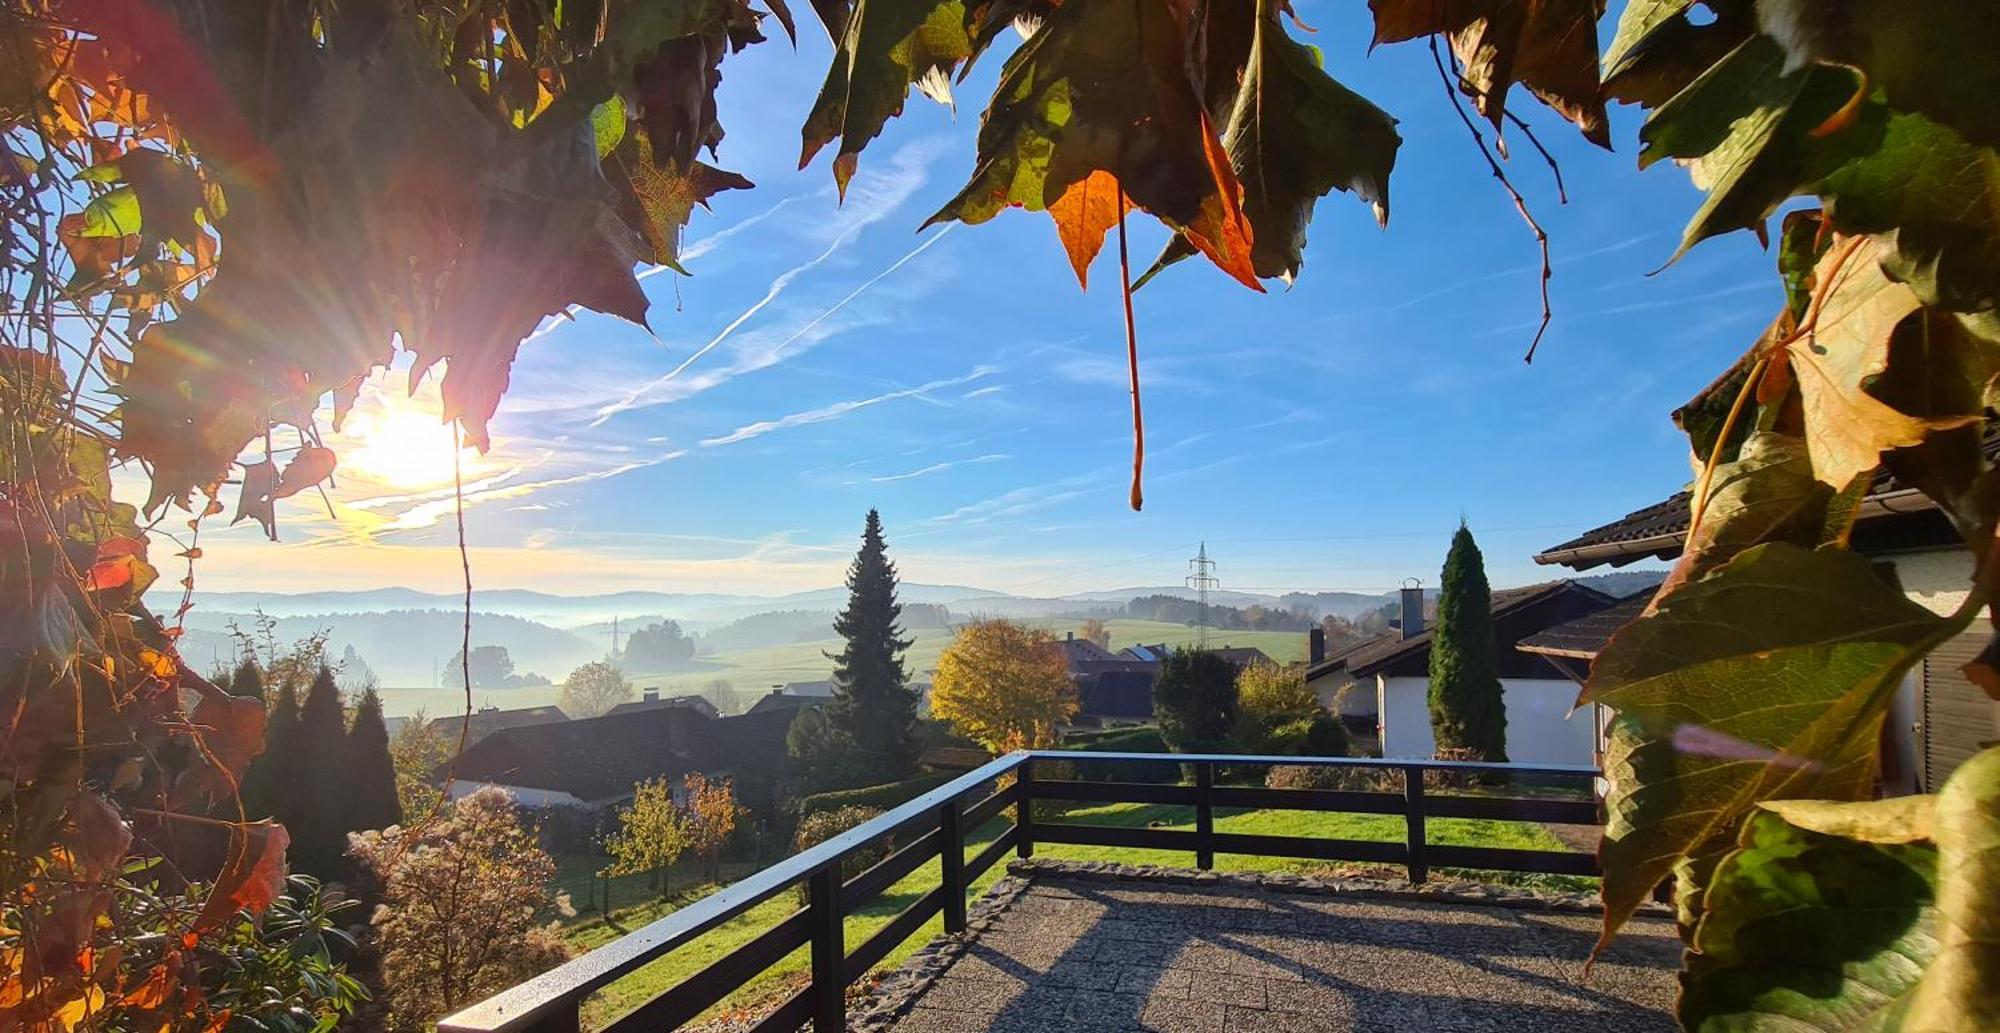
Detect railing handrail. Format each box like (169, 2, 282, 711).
(1031, 750, 1600, 777)
(437, 751, 1030, 1032)
(438, 750, 1604, 1033)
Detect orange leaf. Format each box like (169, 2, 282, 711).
(272, 446, 336, 499)
(194, 820, 288, 931)
(120, 964, 175, 1009)
(87, 554, 135, 591)
(1179, 112, 1261, 292)
(96, 536, 146, 558)
(1047, 171, 1131, 290)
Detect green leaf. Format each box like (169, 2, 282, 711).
(799, 0, 971, 195)
(1602, 0, 1753, 108)
(927, 0, 1259, 289)
(1757, 0, 2000, 150)
(1586, 542, 1948, 947)
(1901, 746, 2000, 1030)
(1680, 805, 1939, 1032)
(610, 125, 754, 273)
(1639, 34, 1871, 258)
(80, 186, 141, 237)
(1603, 0, 1694, 77)
(1673, 431, 1836, 590)
(1764, 795, 1936, 845)
(591, 96, 628, 159)
(1817, 110, 2000, 317)
(1138, 4, 1400, 288)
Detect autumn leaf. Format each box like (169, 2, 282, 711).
(610, 125, 755, 273)
(231, 460, 276, 541)
(635, 35, 727, 170)
(1667, 431, 1835, 596)
(1601, 0, 1753, 108)
(1757, 0, 2000, 151)
(1585, 542, 1948, 948)
(1140, 2, 1400, 288)
(928, 0, 1259, 290)
(174, 670, 267, 806)
(958, 0, 1052, 83)
(1368, 0, 1609, 148)
(1903, 746, 2000, 1030)
(800, 0, 971, 195)
(272, 445, 335, 499)
(194, 820, 289, 932)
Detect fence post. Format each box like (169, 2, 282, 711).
(940, 795, 967, 933)
(1402, 764, 1427, 884)
(523, 1004, 581, 1033)
(1194, 761, 1215, 871)
(807, 866, 844, 1033)
(1015, 757, 1037, 859)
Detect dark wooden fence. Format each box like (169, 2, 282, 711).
(436, 751, 1600, 1033)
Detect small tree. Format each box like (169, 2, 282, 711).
(604, 777, 689, 898)
(349, 788, 572, 1031)
(1428, 522, 1507, 762)
(229, 655, 264, 702)
(389, 710, 454, 819)
(559, 660, 632, 718)
(293, 665, 349, 877)
(1232, 662, 1322, 754)
(1079, 618, 1111, 650)
(785, 706, 861, 795)
(444, 645, 517, 689)
(1153, 649, 1239, 756)
(930, 619, 1077, 752)
(346, 686, 403, 835)
(242, 666, 301, 821)
(681, 773, 740, 882)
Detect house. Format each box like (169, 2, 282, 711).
(607, 688, 720, 719)
(1513, 591, 1654, 771)
(443, 705, 796, 814)
(1534, 464, 1998, 794)
(745, 679, 839, 715)
(1305, 580, 1619, 764)
(400, 703, 567, 749)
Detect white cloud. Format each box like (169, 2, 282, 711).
(863, 453, 1009, 483)
(700, 367, 996, 447)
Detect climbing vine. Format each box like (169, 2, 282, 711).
(2, 0, 1996, 1029)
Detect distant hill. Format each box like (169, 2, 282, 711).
(174, 608, 598, 688)
(1574, 570, 1666, 600)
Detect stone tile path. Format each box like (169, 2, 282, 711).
(873, 875, 1679, 1033)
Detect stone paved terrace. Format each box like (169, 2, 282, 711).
(852, 863, 1680, 1033)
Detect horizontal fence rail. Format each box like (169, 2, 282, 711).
(438, 751, 1602, 1033)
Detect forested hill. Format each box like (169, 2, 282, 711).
(174, 609, 598, 688)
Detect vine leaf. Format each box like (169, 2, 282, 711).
(1786, 236, 1980, 490)
(1904, 746, 2000, 1029)
(1368, 0, 1610, 148)
(1757, 1, 2000, 150)
(609, 125, 755, 274)
(193, 819, 289, 932)
(1637, 34, 1870, 259)
(799, 0, 971, 195)
(273, 446, 336, 500)
(928, 0, 1259, 290)
(1667, 431, 1833, 595)
(231, 460, 278, 542)
(1139, 4, 1401, 288)
(958, 0, 1051, 83)
(1765, 794, 1936, 844)
(1601, 0, 1753, 108)
(1585, 542, 1948, 948)
(1680, 803, 1939, 1031)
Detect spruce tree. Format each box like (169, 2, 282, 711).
(293, 665, 349, 876)
(822, 509, 917, 785)
(345, 687, 403, 835)
(230, 656, 264, 701)
(240, 664, 294, 819)
(1427, 522, 1507, 762)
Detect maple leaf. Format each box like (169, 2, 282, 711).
(928, 0, 1259, 290)
(610, 125, 755, 274)
(1601, 0, 1754, 108)
(1369, 0, 1610, 148)
(271, 446, 335, 499)
(1757, 0, 2000, 151)
(636, 34, 728, 170)
(173, 671, 266, 807)
(799, 0, 972, 195)
(958, 0, 1053, 83)
(1140, 2, 1400, 288)
(193, 820, 289, 932)
(231, 460, 277, 542)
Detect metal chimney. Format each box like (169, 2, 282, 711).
(1308, 626, 1326, 665)
(1399, 579, 1424, 640)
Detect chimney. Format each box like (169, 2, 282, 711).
(1308, 627, 1325, 666)
(642, 688, 659, 703)
(1066, 631, 1075, 641)
(1399, 579, 1424, 640)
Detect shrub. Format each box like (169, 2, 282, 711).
(792, 805, 888, 902)
(797, 772, 959, 818)
(1266, 763, 1397, 793)
(1060, 727, 1180, 783)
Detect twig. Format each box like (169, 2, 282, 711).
(1429, 34, 1554, 363)
(1503, 110, 1567, 204)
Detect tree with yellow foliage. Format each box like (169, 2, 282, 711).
(931, 620, 1078, 753)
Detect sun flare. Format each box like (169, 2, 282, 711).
(332, 383, 488, 493)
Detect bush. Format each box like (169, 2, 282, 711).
(1060, 727, 1181, 783)
(1265, 763, 1397, 793)
(792, 805, 888, 902)
(797, 772, 958, 818)
(1305, 714, 1350, 757)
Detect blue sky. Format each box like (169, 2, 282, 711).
(171, 1, 1776, 599)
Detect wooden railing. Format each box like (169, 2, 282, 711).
(436, 751, 1601, 1033)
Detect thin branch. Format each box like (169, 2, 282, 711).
(1503, 110, 1568, 204)
(1117, 190, 1143, 512)
(1429, 34, 1554, 363)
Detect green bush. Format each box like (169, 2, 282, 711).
(796, 772, 957, 819)
(1058, 728, 1181, 784)
(791, 805, 887, 903)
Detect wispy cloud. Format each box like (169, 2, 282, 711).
(862, 453, 1009, 484)
(962, 385, 1004, 400)
(701, 367, 996, 448)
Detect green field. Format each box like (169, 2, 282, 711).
(377, 619, 1309, 717)
(557, 800, 1572, 1029)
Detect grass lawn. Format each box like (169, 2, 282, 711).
(559, 800, 1580, 1029)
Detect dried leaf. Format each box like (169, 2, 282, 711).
(1369, 0, 1609, 148)
(231, 460, 276, 541)
(193, 820, 289, 932)
(272, 446, 335, 499)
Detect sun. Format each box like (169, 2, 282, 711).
(332, 383, 487, 493)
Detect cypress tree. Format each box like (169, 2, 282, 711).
(345, 687, 403, 835)
(1428, 522, 1507, 761)
(293, 664, 349, 876)
(240, 664, 294, 820)
(823, 509, 917, 785)
(230, 656, 264, 702)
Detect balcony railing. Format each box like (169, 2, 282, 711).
(436, 751, 1602, 1033)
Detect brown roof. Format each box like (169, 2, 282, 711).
(430, 705, 568, 747)
(445, 705, 793, 803)
(1305, 581, 1613, 680)
(1516, 591, 1655, 660)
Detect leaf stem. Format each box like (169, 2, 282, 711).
(1118, 189, 1143, 512)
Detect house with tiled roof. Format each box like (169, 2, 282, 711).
(1305, 580, 1619, 765)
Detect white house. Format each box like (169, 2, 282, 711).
(1305, 581, 1621, 765)
(1536, 474, 1999, 795)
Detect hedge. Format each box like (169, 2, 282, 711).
(1057, 727, 1181, 783)
(796, 772, 959, 818)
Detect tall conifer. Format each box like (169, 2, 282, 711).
(1427, 522, 1507, 761)
(824, 510, 917, 784)
(293, 665, 349, 876)
(345, 687, 402, 835)
(241, 665, 295, 819)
